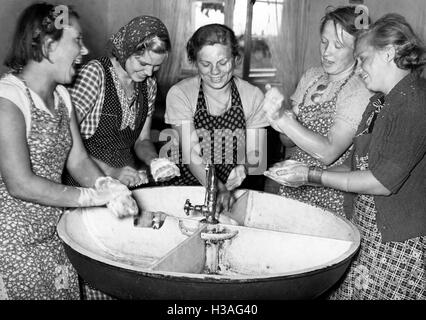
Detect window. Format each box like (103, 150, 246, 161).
(181, 0, 284, 90)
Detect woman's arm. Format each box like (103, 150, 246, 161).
(272, 114, 356, 165)
(0, 98, 82, 207)
(66, 107, 104, 187)
(134, 115, 158, 166)
(322, 170, 391, 195)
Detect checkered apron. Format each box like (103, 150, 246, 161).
(166, 78, 246, 186)
(329, 97, 426, 300)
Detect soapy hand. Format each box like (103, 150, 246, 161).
(262, 84, 285, 123)
(225, 165, 247, 191)
(150, 158, 181, 182)
(77, 177, 138, 218)
(263, 160, 309, 187)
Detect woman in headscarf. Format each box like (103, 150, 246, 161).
(64, 15, 180, 300)
(64, 15, 180, 189)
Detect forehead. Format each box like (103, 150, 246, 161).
(197, 44, 232, 60)
(135, 50, 167, 65)
(322, 20, 354, 45)
(62, 16, 82, 37)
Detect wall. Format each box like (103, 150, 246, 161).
(0, 0, 154, 74)
(302, 0, 426, 71)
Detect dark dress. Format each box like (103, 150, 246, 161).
(329, 82, 426, 300)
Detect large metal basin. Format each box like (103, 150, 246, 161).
(57, 186, 360, 299)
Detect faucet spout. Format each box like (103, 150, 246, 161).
(204, 164, 218, 223)
(183, 164, 219, 224)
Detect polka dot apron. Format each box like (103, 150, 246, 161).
(167, 78, 246, 186)
(0, 80, 79, 300)
(63, 57, 149, 186)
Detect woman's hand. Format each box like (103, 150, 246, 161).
(225, 165, 247, 190)
(150, 158, 181, 182)
(262, 84, 285, 123)
(215, 188, 236, 214)
(109, 166, 144, 187)
(264, 160, 309, 187)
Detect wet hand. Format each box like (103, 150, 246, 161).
(109, 166, 142, 187)
(262, 84, 285, 123)
(215, 189, 236, 214)
(150, 158, 181, 182)
(264, 160, 309, 187)
(225, 165, 247, 190)
(77, 177, 130, 207)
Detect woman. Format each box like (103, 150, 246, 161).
(262, 6, 372, 215)
(0, 3, 131, 300)
(65, 15, 179, 188)
(266, 13, 426, 300)
(165, 24, 268, 211)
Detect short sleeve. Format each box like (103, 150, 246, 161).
(165, 84, 195, 125)
(369, 93, 426, 193)
(335, 78, 372, 131)
(290, 67, 323, 106)
(68, 61, 103, 120)
(0, 76, 31, 134)
(244, 85, 268, 129)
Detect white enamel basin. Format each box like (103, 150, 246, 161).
(57, 186, 360, 299)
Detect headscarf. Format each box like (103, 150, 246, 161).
(106, 15, 170, 70)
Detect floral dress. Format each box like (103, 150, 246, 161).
(0, 79, 79, 300)
(279, 72, 355, 215)
(328, 95, 425, 300)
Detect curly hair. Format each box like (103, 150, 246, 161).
(186, 24, 240, 64)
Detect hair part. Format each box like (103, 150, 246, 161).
(134, 34, 171, 56)
(186, 23, 240, 64)
(356, 13, 426, 71)
(4, 2, 79, 72)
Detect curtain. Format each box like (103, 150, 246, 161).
(153, 0, 192, 94)
(265, 0, 310, 102)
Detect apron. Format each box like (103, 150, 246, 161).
(279, 72, 355, 215)
(0, 80, 79, 300)
(167, 78, 246, 186)
(329, 96, 426, 300)
(63, 57, 149, 186)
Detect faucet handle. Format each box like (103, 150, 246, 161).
(184, 199, 192, 216)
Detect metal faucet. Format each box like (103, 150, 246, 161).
(184, 164, 219, 224)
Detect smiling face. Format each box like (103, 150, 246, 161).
(355, 37, 387, 92)
(125, 50, 168, 82)
(196, 43, 235, 90)
(50, 16, 88, 84)
(320, 20, 356, 76)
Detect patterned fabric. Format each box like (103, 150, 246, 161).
(106, 15, 169, 70)
(64, 57, 150, 188)
(0, 80, 79, 300)
(279, 72, 356, 215)
(166, 78, 246, 186)
(80, 279, 115, 300)
(69, 60, 156, 139)
(328, 157, 426, 300)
